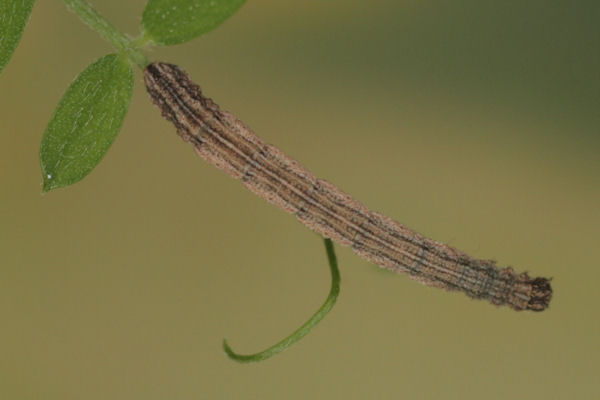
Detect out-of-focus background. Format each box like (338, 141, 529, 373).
(1, 0, 598, 398)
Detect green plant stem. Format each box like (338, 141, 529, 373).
(223, 238, 341, 363)
(62, 0, 148, 68)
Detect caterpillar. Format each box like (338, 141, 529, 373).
(144, 62, 552, 311)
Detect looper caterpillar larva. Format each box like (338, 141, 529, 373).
(144, 62, 552, 312)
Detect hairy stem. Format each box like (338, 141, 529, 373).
(62, 0, 148, 68)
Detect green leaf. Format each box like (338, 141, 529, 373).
(40, 54, 134, 192)
(0, 0, 36, 75)
(141, 0, 246, 45)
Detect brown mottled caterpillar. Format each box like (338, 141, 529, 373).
(144, 62, 552, 312)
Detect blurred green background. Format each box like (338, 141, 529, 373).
(1, 0, 598, 398)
